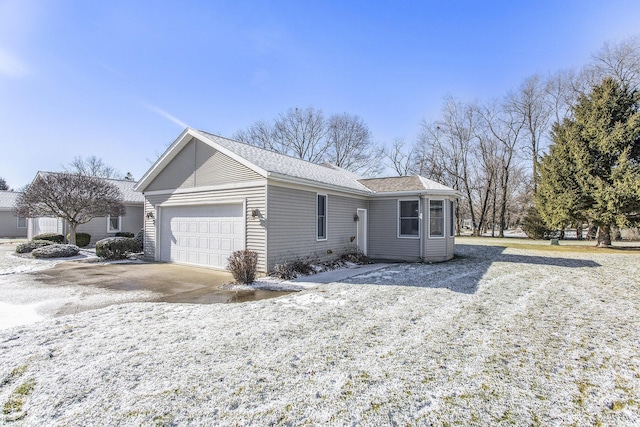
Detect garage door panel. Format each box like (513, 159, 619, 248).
(233, 238, 243, 251)
(160, 204, 245, 269)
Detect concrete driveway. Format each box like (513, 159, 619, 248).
(0, 243, 288, 330)
(35, 261, 289, 304)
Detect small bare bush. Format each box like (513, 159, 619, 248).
(227, 250, 259, 284)
(340, 249, 373, 265)
(273, 257, 314, 280)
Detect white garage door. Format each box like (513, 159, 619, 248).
(159, 204, 244, 268)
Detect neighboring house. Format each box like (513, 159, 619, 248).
(135, 128, 461, 272)
(26, 173, 145, 244)
(0, 191, 27, 238)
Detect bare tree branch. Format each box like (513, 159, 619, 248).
(14, 173, 125, 245)
(64, 155, 123, 179)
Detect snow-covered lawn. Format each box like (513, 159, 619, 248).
(1, 240, 639, 425)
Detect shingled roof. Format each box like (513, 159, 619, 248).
(358, 176, 454, 193)
(35, 172, 144, 204)
(137, 128, 459, 197)
(0, 191, 20, 210)
(194, 130, 372, 193)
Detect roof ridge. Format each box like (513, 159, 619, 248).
(37, 171, 137, 184)
(197, 129, 325, 166)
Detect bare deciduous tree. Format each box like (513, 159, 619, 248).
(383, 138, 413, 176)
(273, 107, 329, 163)
(546, 69, 576, 125)
(326, 113, 383, 176)
(14, 173, 125, 245)
(507, 74, 553, 193)
(234, 120, 280, 152)
(65, 155, 123, 179)
(589, 36, 640, 90)
(235, 106, 383, 175)
(479, 100, 526, 237)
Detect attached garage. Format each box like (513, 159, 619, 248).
(159, 203, 245, 269)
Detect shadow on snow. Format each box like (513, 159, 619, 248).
(345, 244, 601, 294)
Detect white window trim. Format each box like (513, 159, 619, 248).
(316, 193, 328, 241)
(107, 215, 122, 233)
(449, 200, 455, 237)
(397, 198, 420, 239)
(16, 216, 26, 228)
(428, 199, 445, 239)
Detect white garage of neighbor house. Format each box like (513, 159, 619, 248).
(0, 191, 27, 238)
(27, 173, 145, 244)
(135, 128, 461, 272)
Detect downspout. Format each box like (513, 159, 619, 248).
(419, 196, 424, 262)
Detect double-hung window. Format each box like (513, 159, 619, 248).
(16, 216, 26, 228)
(317, 194, 327, 240)
(429, 200, 444, 237)
(398, 200, 419, 237)
(107, 215, 121, 233)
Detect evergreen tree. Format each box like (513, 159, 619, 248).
(536, 78, 640, 246)
(0, 177, 8, 191)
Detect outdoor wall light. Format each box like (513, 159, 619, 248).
(353, 214, 359, 222)
(252, 208, 260, 218)
(146, 211, 154, 219)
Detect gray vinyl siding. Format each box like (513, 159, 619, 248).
(368, 198, 420, 261)
(143, 185, 267, 271)
(423, 197, 454, 262)
(0, 211, 27, 238)
(72, 204, 144, 244)
(143, 200, 156, 260)
(266, 185, 367, 271)
(145, 138, 262, 191)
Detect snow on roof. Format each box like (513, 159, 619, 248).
(195, 130, 372, 193)
(0, 191, 20, 210)
(358, 175, 455, 193)
(35, 172, 144, 204)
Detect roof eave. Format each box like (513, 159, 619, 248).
(135, 128, 271, 193)
(370, 189, 463, 198)
(267, 172, 373, 196)
(134, 128, 194, 192)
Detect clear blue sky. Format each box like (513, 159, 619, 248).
(2, 0, 639, 189)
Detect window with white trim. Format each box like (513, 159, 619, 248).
(398, 200, 419, 237)
(449, 200, 455, 237)
(107, 215, 121, 233)
(429, 200, 444, 237)
(16, 216, 26, 228)
(317, 194, 327, 240)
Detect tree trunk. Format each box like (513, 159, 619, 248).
(612, 225, 622, 241)
(69, 223, 77, 246)
(575, 222, 583, 240)
(596, 225, 612, 247)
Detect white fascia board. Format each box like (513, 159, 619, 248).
(142, 179, 267, 197)
(267, 173, 373, 198)
(190, 129, 269, 178)
(158, 198, 246, 208)
(370, 189, 463, 198)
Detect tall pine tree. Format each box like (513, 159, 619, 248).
(536, 77, 640, 246)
